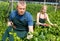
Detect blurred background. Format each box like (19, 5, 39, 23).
(0, 0, 60, 41)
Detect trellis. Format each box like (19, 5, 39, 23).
(10, 0, 59, 12)
(0, 0, 59, 12)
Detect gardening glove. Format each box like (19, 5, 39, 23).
(27, 32, 33, 40)
(27, 34, 33, 40)
(7, 22, 13, 26)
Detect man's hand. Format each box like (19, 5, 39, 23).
(7, 21, 16, 29)
(13, 25, 16, 29)
(7, 21, 13, 26)
(27, 26, 33, 39)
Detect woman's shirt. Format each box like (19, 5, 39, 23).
(39, 13, 47, 23)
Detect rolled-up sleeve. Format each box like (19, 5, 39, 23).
(27, 13, 33, 26)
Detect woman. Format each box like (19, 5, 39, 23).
(36, 5, 56, 27)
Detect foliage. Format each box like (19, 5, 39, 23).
(0, 2, 60, 41)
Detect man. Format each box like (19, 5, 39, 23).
(2, 1, 33, 41)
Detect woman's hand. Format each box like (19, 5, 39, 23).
(44, 23, 49, 26)
(53, 24, 58, 27)
(36, 22, 40, 25)
(51, 24, 58, 27)
(41, 23, 49, 26)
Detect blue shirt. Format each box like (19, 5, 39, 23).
(9, 10, 33, 26)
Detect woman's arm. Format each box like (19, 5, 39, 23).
(46, 14, 53, 25)
(36, 13, 43, 25)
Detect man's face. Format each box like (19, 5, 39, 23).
(17, 4, 26, 15)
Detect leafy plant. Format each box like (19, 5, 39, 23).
(0, 2, 60, 41)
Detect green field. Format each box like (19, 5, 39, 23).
(0, 2, 60, 41)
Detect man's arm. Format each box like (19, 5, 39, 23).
(8, 11, 16, 28)
(27, 13, 33, 39)
(7, 21, 16, 29)
(28, 26, 33, 33)
(27, 13, 33, 33)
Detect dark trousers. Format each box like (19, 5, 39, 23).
(2, 26, 14, 41)
(2, 26, 28, 41)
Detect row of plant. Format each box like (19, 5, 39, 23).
(0, 2, 60, 41)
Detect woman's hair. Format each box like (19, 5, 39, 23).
(40, 5, 47, 14)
